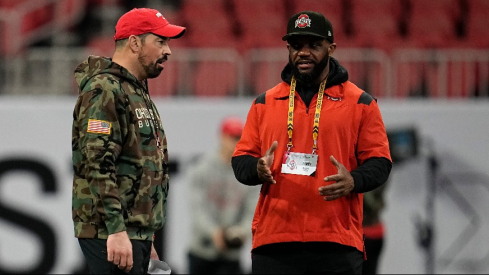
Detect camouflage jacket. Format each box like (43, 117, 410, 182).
(72, 55, 169, 240)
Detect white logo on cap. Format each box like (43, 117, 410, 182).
(328, 31, 332, 36)
(295, 14, 311, 28)
(156, 12, 165, 19)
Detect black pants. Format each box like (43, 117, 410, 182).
(78, 238, 152, 274)
(188, 251, 243, 274)
(362, 237, 384, 274)
(251, 242, 363, 274)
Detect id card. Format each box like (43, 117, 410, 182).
(281, 152, 318, 176)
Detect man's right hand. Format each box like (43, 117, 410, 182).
(212, 228, 227, 252)
(257, 141, 278, 184)
(107, 231, 133, 272)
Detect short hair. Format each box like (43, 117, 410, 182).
(115, 33, 151, 48)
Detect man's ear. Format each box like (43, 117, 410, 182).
(328, 43, 337, 57)
(128, 35, 141, 52)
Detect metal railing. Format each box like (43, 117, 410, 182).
(1, 46, 488, 98)
(392, 49, 489, 97)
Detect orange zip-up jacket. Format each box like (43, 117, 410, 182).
(233, 74, 391, 253)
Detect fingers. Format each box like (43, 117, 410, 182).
(116, 261, 133, 272)
(121, 254, 133, 273)
(116, 264, 133, 273)
(150, 244, 159, 260)
(260, 175, 276, 184)
(324, 174, 341, 182)
(320, 156, 352, 200)
(329, 155, 342, 169)
(107, 249, 114, 264)
(110, 250, 133, 272)
(258, 141, 278, 184)
(213, 228, 226, 251)
(258, 159, 276, 183)
(324, 155, 345, 182)
(320, 161, 354, 201)
(107, 232, 133, 272)
(266, 141, 278, 156)
(323, 193, 343, 201)
(118, 256, 127, 271)
(318, 183, 345, 201)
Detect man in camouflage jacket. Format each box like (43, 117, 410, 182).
(72, 8, 185, 274)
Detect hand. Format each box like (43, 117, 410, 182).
(223, 225, 245, 248)
(150, 243, 159, 260)
(257, 141, 278, 184)
(318, 155, 354, 201)
(212, 228, 227, 252)
(107, 231, 133, 272)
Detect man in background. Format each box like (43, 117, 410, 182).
(363, 179, 389, 274)
(187, 116, 259, 274)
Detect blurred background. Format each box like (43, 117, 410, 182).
(0, 0, 488, 274)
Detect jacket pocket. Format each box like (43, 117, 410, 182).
(124, 167, 166, 230)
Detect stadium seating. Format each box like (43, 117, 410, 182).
(179, 0, 238, 48)
(349, 0, 404, 51)
(291, 0, 342, 18)
(2, 0, 489, 98)
(245, 48, 288, 95)
(0, 0, 85, 56)
(406, 0, 459, 48)
(231, 0, 287, 52)
(291, 0, 346, 44)
(464, 0, 489, 48)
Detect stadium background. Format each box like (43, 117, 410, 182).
(0, 0, 488, 274)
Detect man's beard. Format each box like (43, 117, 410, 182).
(290, 55, 329, 85)
(138, 54, 163, 79)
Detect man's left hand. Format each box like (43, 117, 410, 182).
(150, 243, 159, 260)
(319, 155, 354, 201)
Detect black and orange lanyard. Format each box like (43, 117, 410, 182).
(287, 75, 328, 155)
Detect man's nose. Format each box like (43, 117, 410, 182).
(163, 45, 172, 56)
(298, 47, 311, 56)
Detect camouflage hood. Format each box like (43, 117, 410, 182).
(75, 55, 140, 94)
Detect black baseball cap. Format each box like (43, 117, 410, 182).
(282, 11, 334, 43)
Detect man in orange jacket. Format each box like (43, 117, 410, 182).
(232, 11, 392, 274)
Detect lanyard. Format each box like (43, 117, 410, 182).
(287, 75, 327, 154)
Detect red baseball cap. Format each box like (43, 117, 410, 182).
(114, 8, 186, 41)
(220, 116, 244, 138)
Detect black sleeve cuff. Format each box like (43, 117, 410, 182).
(231, 155, 262, 186)
(351, 157, 392, 193)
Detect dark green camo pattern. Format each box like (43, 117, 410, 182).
(72, 56, 169, 240)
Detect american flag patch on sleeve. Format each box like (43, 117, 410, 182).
(87, 119, 111, 135)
